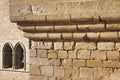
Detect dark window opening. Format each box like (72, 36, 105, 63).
(3, 43, 13, 68)
(14, 43, 25, 69)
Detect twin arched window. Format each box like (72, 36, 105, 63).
(2, 42, 26, 69)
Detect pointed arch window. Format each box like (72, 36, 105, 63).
(14, 42, 26, 69)
(2, 43, 13, 68)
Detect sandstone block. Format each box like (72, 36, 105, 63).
(37, 50, 47, 58)
(115, 43, 120, 51)
(54, 42, 63, 50)
(58, 50, 68, 58)
(103, 61, 120, 68)
(62, 59, 72, 66)
(65, 67, 72, 79)
(87, 60, 102, 68)
(39, 58, 50, 66)
(68, 50, 77, 59)
(35, 25, 54, 32)
(80, 68, 94, 78)
(30, 65, 40, 76)
(41, 66, 53, 76)
(107, 51, 119, 60)
(77, 50, 91, 59)
(50, 59, 61, 66)
(48, 33, 62, 40)
(100, 32, 118, 41)
(73, 33, 86, 40)
(94, 68, 112, 78)
(62, 33, 73, 40)
(49, 77, 56, 80)
(91, 51, 106, 60)
(30, 76, 48, 80)
(75, 42, 96, 50)
(72, 67, 80, 80)
(46, 14, 70, 22)
(106, 23, 120, 30)
(73, 60, 86, 67)
(54, 25, 77, 32)
(78, 23, 105, 31)
(40, 42, 52, 49)
(30, 49, 37, 57)
(48, 50, 57, 58)
(64, 42, 74, 50)
(98, 42, 115, 50)
(30, 58, 41, 66)
(87, 32, 99, 40)
(54, 67, 65, 77)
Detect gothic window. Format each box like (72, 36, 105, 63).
(2, 42, 13, 68)
(14, 42, 26, 69)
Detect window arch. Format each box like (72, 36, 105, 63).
(2, 42, 13, 68)
(14, 42, 26, 69)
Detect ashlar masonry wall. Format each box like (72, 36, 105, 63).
(29, 22, 120, 80)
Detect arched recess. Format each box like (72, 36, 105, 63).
(14, 42, 26, 69)
(2, 42, 13, 68)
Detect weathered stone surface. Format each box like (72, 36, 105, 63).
(30, 49, 37, 57)
(107, 51, 119, 60)
(62, 59, 72, 66)
(75, 42, 96, 50)
(106, 23, 120, 30)
(80, 68, 94, 78)
(37, 50, 47, 58)
(54, 67, 65, 77)
(87, 60, 102, 68)
(100, 32, 118, 41)
(62, 33, 73, 40)
(54, 25, 77, 32)
(73, 60, 86, 67)
(103, 61, 120, 68)
(78, 23, 105, 31)
(68, 50, 77, 59)
(91, 51, 106, 60)
(54, 42, 63, 50)
(111, 69, 120, 80)
(48, 50, 57, 58)
(50, 59, 61, 66)
(64, 42, 74, 50)
(41, 66, 53, 76)
(77, 50, 91, 59)
(98, 42, 115, 50)
(87, 32, 100, 40)
(58, 50, 68, 58)
(73, 33, 86, 40)
(30, 65, 40, 76)
(72, 67, 80, 80)
(48, 33, 62, 40)
(115, 43, 120, 51)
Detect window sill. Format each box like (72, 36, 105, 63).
(0, 68, 29, 73)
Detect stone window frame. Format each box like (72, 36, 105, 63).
(2, 42, 26, 71)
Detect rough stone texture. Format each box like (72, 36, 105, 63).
(0, 0, 29, 80)
(37, 50, 47, 58)
(41, 66, 53, 76)
(107, 51, 119, 60)
(98, 42, 115, 50)
(91, 51, 106, 60)
(77, 50, 91, 59)
(7, 0, 120, 80)
(58, 50, 68, 58)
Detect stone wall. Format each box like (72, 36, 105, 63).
(30, 40, 120, 80)
(0, 0, 29, 80)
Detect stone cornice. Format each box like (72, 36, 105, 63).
(9, 0, 120, 22)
